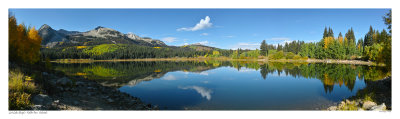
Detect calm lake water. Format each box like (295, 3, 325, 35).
(52, 61, 388, 110)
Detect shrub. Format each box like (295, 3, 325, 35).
(9, 70, 36, 93)
(9, 92, 31, 110)
(293, 55, 302, 60)
(285, 52, 295, 59)
(9, 70, 37, 110)
(270, 51, 285, 60)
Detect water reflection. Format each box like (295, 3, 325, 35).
(162, 74, 177, 80)
(52, 61, 390, 109)
(52, 61, 389, 92)
(179, 86, 213, 100)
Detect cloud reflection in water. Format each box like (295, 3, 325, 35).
(179, 86, 213, 100)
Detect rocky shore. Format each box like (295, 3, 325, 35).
(327, 99, 387, 111)
(326, 77, 391, 111)
(30, 72, 158, 110)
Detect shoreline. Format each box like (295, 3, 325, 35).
(326, 77, 391, 111)
(51, 58, 377, 66)
(31, 71, 158, 110)
(9, 62, 157, 110)
(17, 59, 387, 110)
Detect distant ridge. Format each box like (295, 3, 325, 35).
(38, 25, 166, 48)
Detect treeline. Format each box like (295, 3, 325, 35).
(41, 44, 234, 60)
(298, 27, 359, 60)
(52, 61, 231, 87)
(53, 60, 390, 93)
(40, 10, 391, 68)
(256, 10, 391, 67)
(258, 62, 389, 93)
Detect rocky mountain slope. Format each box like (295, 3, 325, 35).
(38, 25, 166, 48)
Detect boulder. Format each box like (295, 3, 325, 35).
(370, 103, 386, 111)
(42, 72, 48, 76)
(56, 77, 72, 86)
(345, 99, 351, 104)
(362, 101, 377, 110)
(327, 106, 337, 111)
(32, 94, 53, 106)
(75, 81, 85, 86)
(107, 98, 114, 103)
(31, 105, 46, 110)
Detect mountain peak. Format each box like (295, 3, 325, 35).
(39, 24, 52, 31)
(125, 32, 141, 40)
(95, 26, 105, 30)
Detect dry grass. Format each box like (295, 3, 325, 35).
(9, 69, 37, 110)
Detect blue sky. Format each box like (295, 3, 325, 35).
(10, 9, 390, 49)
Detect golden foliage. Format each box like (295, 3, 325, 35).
(9, 16, 42, 64)
(75, 72, 87, 76)
(154, 69, 162, 72)
(338, 36, 343, 44)
(76, 46, 88, 49)
(323, 37, 334, 49)
(323, 73, 335, 85)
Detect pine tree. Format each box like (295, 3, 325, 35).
(338, 32, 343, 44)
(383, 10, 391, 34)
(328, 27, 334, 37)
(364, 26, 374, 47)
(323, 27, 328, 38)
(260, 40, 267, 56)
(277, 44, 282, 51)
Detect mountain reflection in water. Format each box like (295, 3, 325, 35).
(53, 61, 389, 110)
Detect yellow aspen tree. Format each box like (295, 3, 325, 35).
(338, 36, 343, 45)
(344, 37, 348, 46)
(9, 15, 43, 64)
(28, 27, 42, 64)
(324, 37, 334, 49)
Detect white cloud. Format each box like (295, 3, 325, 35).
(269, 37, 291, 41)
(198, 72, 209, 76)
(238, 68, 257, 72)
(179, 86, 213, 100)
(224, 35, 234, 38)
(161, 37, 177, 43)
(264, 37, 293, 46)
(200, 33, 209, 36)
(231, 42, 260, 50)
(238, 43, 260, 46)
(177, 16, 213, 31)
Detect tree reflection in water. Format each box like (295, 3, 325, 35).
(52, 61, 389, 93)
